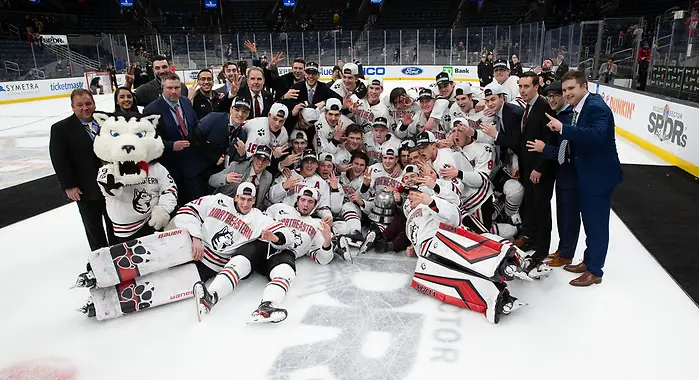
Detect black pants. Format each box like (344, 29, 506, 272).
(520, 172, 555, 262)
(176, 170, 214, 207)
(76, 200, 116, 251)
(112, 223, 155, 245)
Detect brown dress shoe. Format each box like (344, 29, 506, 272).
(546, 257, 572, 267)
(547, 250, 560, 259)
(570, 272, 602, 287)
(563, 262, 587, 273)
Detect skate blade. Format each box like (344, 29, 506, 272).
(512, 271, 535, 282)
(193, 283, 207, 323)
(502, 300, 528, 315)
(248, 311, 287, 324)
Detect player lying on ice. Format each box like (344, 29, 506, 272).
(177, 183, 334, 323)
(402, 181, 542, 323)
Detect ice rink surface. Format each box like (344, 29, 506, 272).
(1, 81, 698, 380)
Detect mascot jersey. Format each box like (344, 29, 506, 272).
(243, 117, 289, 158)
(98, 163, 177, 238)
(265, 203, 333, 265)
(175, 194, 292, 272)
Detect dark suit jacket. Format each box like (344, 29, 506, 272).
(210, 159, 272, 209)
(48, 114, 104, 201)
(561, 94, 622, 195)
(555, 63, 570, 79)
(195, 112, 248, 164)
(133, 78, 189, 107)
(519, 95, 555, 176)
(265, 70, 302, 101)
(143, 96, 208, 179)
(216, 88, 274, 120)
(542, 106, 577, 190)
(286, 81, 342, 106)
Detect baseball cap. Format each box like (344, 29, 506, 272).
(342, 63, 359, 76)
(455, 83, 473, 96)
(369, 77, 384, 87)
(326, 98, 342, 112)
(417, 87, 435, 100)
(290, 129, 308, 141)
(402, 164, 418, 176)
(301, 149, 318, 162)
(483, 82, 506, 97)
(318, 151, 334, 163)
(382, 146, 398, 157)
(373, 117, 388, 129)
(300, 107, 320, 123)
(400, 139, 416, 150)
(436, 72, 452, 85)
(415, 131, 437, 147)
(305, 61, 320, 73)
(269, 103, 289, 120)
(232, 96, 251, 110)
(298, 186, 320, 202)
(493, 58, 510, 70)
(253, 145, 272, 161)
(451, 117, 468, 130)
(545, 81, 563, 94)
(236, 182, 256, 197)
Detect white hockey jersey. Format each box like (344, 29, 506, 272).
(339, 171, 373, 213)
(364, 132, 401, 165)
(313, 112, 354, 153)
(97, 162, 177, 238)
(243, 117, 289, 158)
(362, 162, 404, 200)
(459, 141, 495, 176)
(394, 106, 449, 141)
(174, 194, 292, 272)
(352, 98, 391, 127)
(329, 78, 368, 99)
(267, 171, 332, 219)
(265, 203, 333, 265)
(499, 75, 521, 104)
(457, 170, 494, 217)
(404, 190, 461, 255)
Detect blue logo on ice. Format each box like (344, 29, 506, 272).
(0, 85, 5, 92)
(402, 67, 423, 76)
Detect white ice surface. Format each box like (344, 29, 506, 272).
(1, 82, 698, 380)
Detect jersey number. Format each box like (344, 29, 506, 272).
(247, 143, 258, 153)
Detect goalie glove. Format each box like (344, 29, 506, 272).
(148, 205, 171, 230)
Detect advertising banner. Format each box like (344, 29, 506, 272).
(41, 34, 69, 46)
(0, 77, 85, 103)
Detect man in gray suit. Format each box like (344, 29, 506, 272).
(209, 145, 273, 209)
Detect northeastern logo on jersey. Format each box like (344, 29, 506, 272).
(279, 218, 317, 238)
(208, 208, 253, 240)
(375, 176, 402, 189)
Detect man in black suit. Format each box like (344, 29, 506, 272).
(143, 72, 210, 206)
(123, 55, 188, 107)
(281, 62, 342, 118)
(513, 72, 555, 269)
(555, 55, 570, 79)
(217, 67, 273, 120)
(49, 89, 115, 251)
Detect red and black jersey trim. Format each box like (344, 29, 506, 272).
(177, 206, 203, 223)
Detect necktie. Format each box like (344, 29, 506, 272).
(254, 95, 261, 118)
(492, 115, 502, 166)
(557, 111, 577, 164)
(84, 121, 98, 141)
(174, 104, 187, 136)
(308, 87, 315, 102)
(522, 103, 530, 129)
(251, 174, 258, 186)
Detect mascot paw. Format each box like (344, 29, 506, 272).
(97, 173, 124, 197)
(148, 206, 170, 230)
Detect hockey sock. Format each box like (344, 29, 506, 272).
(209, 255, 251, 301)
(344, 211, 361, 233)
(261, 264, 295, 305)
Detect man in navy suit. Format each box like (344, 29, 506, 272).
(545, 70, 623, 287)
(525, 81, 579, 268)
(144, 72, 210, 206)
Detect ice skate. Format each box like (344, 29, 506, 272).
(336, 236, 353, 262)
(524, 260, 553, 280)
(70, 271, 96, 289)
(346, 230, 364, 248)
(77, 298, 96, 318)
(249, 301, 288, 324)
(193, 281, 217, 322)
(358, 230, 376, 255)
(501, 294, 527, 315)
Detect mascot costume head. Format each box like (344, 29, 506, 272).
(93, 112, 162, 185)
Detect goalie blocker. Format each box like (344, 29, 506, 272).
(411, 223, 535, 323)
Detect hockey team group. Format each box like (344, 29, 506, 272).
(72, 60, 560, 325)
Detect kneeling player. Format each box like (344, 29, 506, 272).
(174, 183, 295, 323)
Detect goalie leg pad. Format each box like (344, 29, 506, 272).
(412, 256, 512, 323)
(84, 229, 192, 288)
(89, 262, 200, 321)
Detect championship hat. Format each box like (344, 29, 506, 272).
(417, 87, 435, 100)
(493, 58, 510, 71)
(373, 117, 389, 129)
(253, 145, 272, 161)
(300, 107, 320, 123)
(326, 98, 342, 112)
(483, 82, 506, 97)
(270, 103, 289, 120)
(451, 117, 468, 130)
(369, 77, 384, 87)
(382, 145, 398, 157)
(290, 129, 308, 142)
(400, 139, 416, 150)
(455, 83, 473, 96)
(298, 186, 320, 202)
(305, 61, 320, 73)
(342, 63, 359, 76)
(415, 131, 437, 147)
(402, 164, 418, 176)
(318, 151, 334, 163)
(236, 182, 256, 197)
(301, 149, 318, 162)
(436, 71, 452, 85)
(232, 96, 251, 110)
